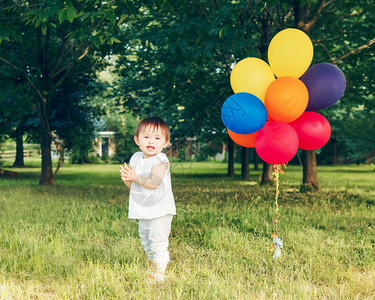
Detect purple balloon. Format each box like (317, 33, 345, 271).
(301, 63, 346, 111)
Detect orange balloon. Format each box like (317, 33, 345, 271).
(228, 129, 258, 148)
(265, 77, 308, 122)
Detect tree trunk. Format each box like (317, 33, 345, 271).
(252, 149, 259, 171)
(332, 139, 338, 164)
(241, 147, 250, 180)
(39, 127, 54, 186)
(260, 162, 273, 184)
(185, 139, 191, 161)
(12, 132, 24, 168)
(302, 150, 319, 189)
(293, 2, 324, 187)
(227, 134, 235, 177)
(258, 10, 273, 184)
(51, 139, 64, 183)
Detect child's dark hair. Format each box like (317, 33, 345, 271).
(135, 117, 170, 142)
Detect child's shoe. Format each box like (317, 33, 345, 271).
(148, 261, 168, 284)
(148, 271, 165, 284)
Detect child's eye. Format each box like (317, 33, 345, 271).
(156, 137, 160, 140)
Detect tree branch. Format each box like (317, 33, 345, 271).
(317, 42, 334, 62)
(50, 29, 71, 77)
(0, 56, 46, 103)
(0, 56, 22, 72)
(264, 6, 283, 31)
(50, 45, 91, 91)
(303, 0, 326, 33)
(294, 0, 326, 33)
(51, 63, 74, 92)
(332, 37, 375, 64)
(77, 46, 91, 60)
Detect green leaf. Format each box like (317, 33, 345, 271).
(26, 9, 39, 17)
(118, 14, 127, 25)
(35, 18, 40, 28)
(42, 24, 47, 35)
(92, 36, 100, 49)
(66, 3, 76, 23)
(48, 0, 64, 17)
(58, 9, 67, 23)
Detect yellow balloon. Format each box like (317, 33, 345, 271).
(268, 28, 313, 78)
(230, 57, 275, 103)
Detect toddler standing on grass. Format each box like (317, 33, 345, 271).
(120, 117, 176, 283)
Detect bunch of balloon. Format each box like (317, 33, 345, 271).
(221, 28, 346, 258)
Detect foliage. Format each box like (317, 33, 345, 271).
(309, 0, 375, 163)
(53, 75, 111, 164)
(1, 0, 374, 185)
(0, 69, 38, 144)
(0, 0, 137, 184)
(117, 0, 375, 165)
(104, 111, 139, 163)
(117, 0, 254, 141)
(0, 162, 374, 298)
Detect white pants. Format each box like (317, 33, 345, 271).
(138, 214, 173, 264)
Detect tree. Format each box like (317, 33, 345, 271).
(117, 0, 273, 179)
(227, 135, 235, 177)
(104, 111, 139, 163)
(0, 71, 38, 168)
(254, 0, 375, 185)
(293, 0, 375, 185)
(315, 1, 375, 165)
(0, 0, 135, 185)
(121, 0, 374, 184)
(291, 0, 327, 188)
(241, 147, 250, 180)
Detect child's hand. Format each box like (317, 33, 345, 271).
(120, 163, 137, 182)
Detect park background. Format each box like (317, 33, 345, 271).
(0, 0, 374, 299)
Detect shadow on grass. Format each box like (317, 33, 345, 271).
(0, 170, 40, 181)
(173, 173, 229, 179)
(317, 166, 374, 173)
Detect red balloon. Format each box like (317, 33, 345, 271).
(255, 121, 299, 165)
(228, 129, 258, 148)
(289, 111, 331, 150)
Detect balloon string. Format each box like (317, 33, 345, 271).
(271, 164, 287, 259)
(275, 165, 279, 236)
(271, 164, 286, 238)
(273, 165, 279, 237)
(275, 165, 279, 213)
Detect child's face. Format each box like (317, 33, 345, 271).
(134, 125, 169, 158)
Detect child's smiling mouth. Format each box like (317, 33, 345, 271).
(147, 146, 155, 151)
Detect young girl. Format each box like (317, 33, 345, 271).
(120, 117, 176, 283)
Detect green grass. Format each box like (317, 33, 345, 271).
(0, 161, 374, 299)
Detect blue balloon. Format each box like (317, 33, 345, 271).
(301, 63, 346, 111)
(221, 92, 267, 134)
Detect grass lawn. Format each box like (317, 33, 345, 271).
(0, 161, 374, 299)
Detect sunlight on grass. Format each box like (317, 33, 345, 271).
(0, 162, 374, 298)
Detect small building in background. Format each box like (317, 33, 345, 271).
(94, 131, 116, 157)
